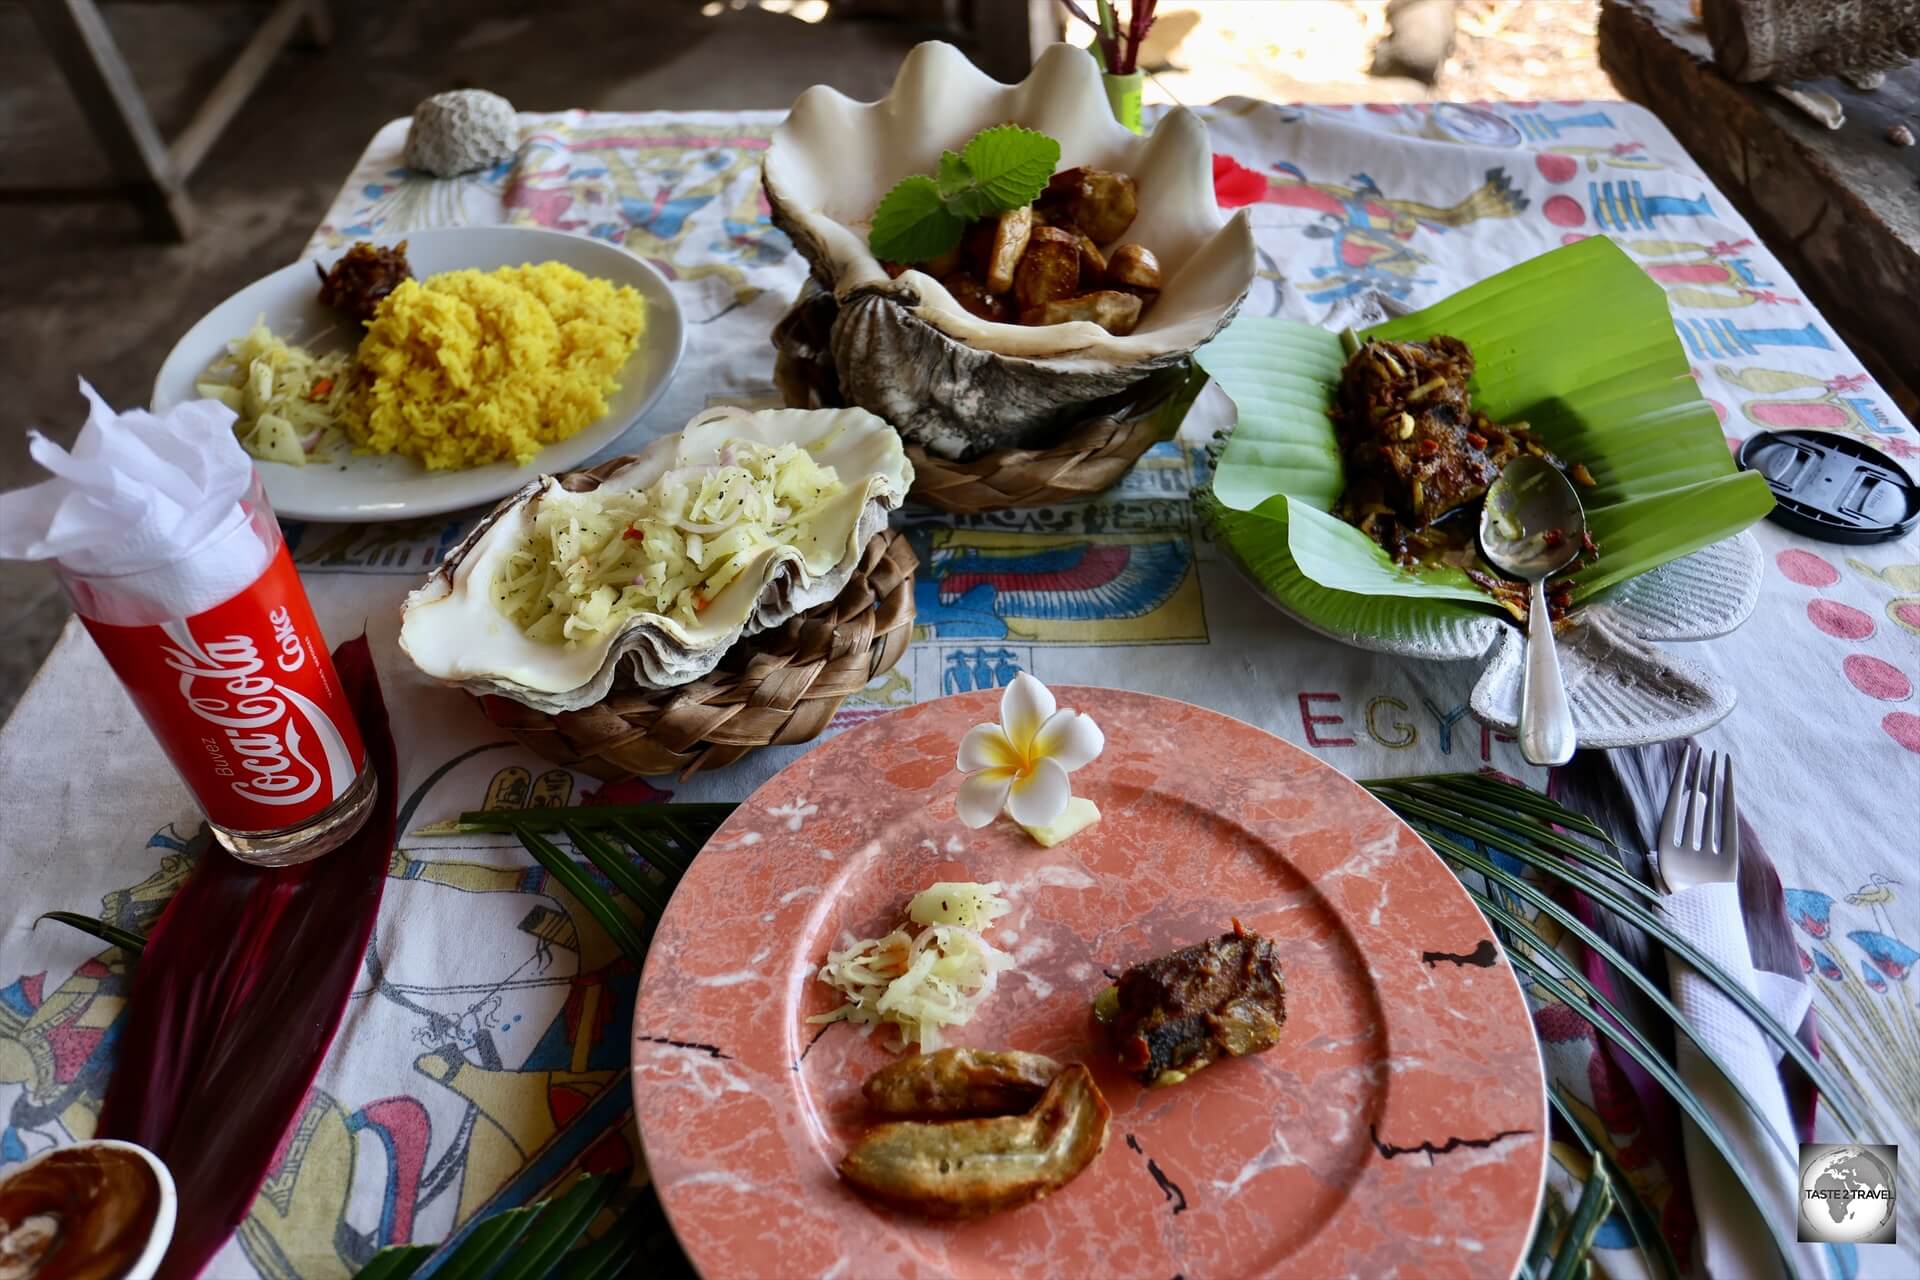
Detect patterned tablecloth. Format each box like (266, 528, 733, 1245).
(0, 98, 1915, 1278)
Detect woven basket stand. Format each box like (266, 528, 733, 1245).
(478, 528, 918, 781)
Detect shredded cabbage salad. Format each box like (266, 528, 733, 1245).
(811, 881, 1015, 1052)
(493, 440, 844, 642)
(195, 319, 351, 466)
(907, 881, 1012, 930)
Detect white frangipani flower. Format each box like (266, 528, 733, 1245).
(955, 672, 1104, 830)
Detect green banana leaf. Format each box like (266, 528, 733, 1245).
(1194, 237, 1775, 633)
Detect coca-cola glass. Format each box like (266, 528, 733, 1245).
(56, 474, 376, 866)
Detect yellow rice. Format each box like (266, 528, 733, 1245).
(344, 262, 646, 470)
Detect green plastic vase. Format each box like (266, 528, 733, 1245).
(1103, 70, 1144, 133)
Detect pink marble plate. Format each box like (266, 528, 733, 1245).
(633, 688, 1548, 1278)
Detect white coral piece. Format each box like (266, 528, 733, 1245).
(405, 90, 519, 178)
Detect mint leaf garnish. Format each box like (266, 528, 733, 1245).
(935, 150, 972, 198)
(868, 175, 967, 263)
(960, 125, 1061, 209)
(943, 188, 997, 222)
(936, 150, 993, 221)
(865, 125, 1064, 264)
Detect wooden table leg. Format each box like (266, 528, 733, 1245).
(167, 0, 318, 179)
(24, 0, 193, 240)
(298, 0, 333, 49)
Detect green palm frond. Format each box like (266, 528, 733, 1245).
(1546, 1159, 1615, 1280)
(361, 1172, 635, 1278)
(1363, 773, 1866, 1280)
(1434, 832, 1803, 1170)
(414, 803, 736, 966)
(1547, 1088, 1681, 1280)
(434, 1201, 544, 1273)
(553, 1194, 670, 1280)
(1366, 774, 1865, 1138)
(35, 911, 147, 955)
(1369, 774, 1657, 901)
(354, 1244, 433, 1280)
(1495, 893, 1803, 1275)
(488, 1171, 624, 1280)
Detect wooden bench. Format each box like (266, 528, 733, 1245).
(1599, 0, 1919, 413)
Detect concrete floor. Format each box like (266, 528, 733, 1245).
(0, 0, 932, 722)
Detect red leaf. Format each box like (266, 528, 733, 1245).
(97, 636, 398, 1279)
(1211, 154, 1269, 209)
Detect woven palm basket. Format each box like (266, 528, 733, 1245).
(772, 282, 1196, 514)
(477, 529, 917, 781)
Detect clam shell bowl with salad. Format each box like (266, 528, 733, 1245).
(399, 405, 913, 713)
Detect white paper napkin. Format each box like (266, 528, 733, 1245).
(0, 381, 268, 623)
(1662, 881, 1828, 1280)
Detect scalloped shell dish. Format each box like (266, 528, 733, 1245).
(1220, 531, 1765, 747)
(764, 41, 1256, 458)
(399, 406, 912, 714)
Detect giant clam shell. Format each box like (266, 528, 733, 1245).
(399, 406, 913, 714)
(764, 41, 1256, 460)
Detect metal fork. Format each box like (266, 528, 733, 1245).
(1655, 745, 1739, 893)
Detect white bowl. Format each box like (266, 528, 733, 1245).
(0, 1139, 176, 1280)
(152, 226, 686, 523)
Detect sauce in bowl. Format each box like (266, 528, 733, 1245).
(0, 1144, 165, 1280)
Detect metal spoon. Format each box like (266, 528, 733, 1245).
(1478, 455, 1585, 765)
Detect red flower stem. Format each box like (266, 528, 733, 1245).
(1124, 0, 1158, 75)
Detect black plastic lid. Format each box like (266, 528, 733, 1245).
(1736, 430, 1920, 545)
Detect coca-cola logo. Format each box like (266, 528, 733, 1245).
(78, 545, 365, 832)
(162, 623, 324, 808)
(270, 604, 307, 673)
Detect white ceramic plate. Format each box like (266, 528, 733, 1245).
(152, 226, 686, 522)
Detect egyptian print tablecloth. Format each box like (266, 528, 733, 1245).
(1, 98, 1915, 1278)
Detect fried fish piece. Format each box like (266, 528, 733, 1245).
(1018, 290, 1142, 335)
(862, 1048, 1062, 1119)
(1096, 920, 1287, 1088)
(1037, 167, 1138, 243)
(942, 273, 1011, 323)
(982, 207, 1034, 294)
(840, 1065, 1110, 1218)
(1013, 226, 1085, 311)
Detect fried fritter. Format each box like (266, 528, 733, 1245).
(840, 1065, 1110, 1218)
(1019, 290, 1141, 334)
(862, 1048, 1062, 1119)
(942, 273, 1011, 323)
